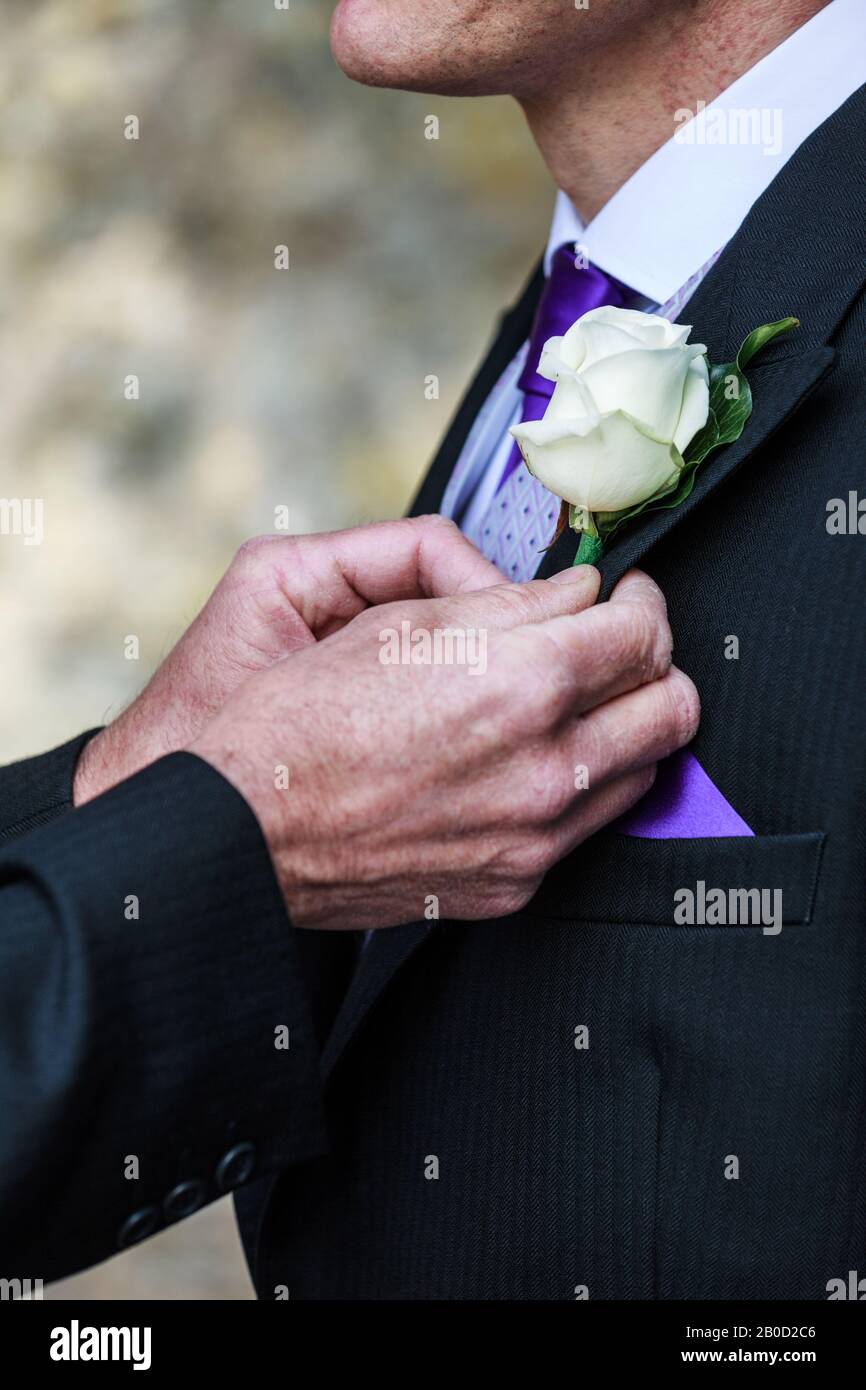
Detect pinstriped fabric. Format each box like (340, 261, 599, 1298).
(251, 83, 866, 1299)
(0, 729, 98, 843)
(0, 748, 327, 1280)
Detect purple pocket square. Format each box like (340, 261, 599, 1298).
(614, 749, 753, 839)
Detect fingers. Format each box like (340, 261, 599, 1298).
(327, 515, 504, 605)
(231, 517, 505, 639)
(482, 664, 698, 835)
(471, 716, 692, 920)
(451, 765, 659, 921)
(559, 665, 700, 789)
(608, 567, 669, 612)
(230, 519, 603, 645)
(436, 562, 601, 632)
(543, 764, 660, 869)
(516, 567, 672, 719)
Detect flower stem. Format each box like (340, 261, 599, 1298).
(574, 532, 604, 567)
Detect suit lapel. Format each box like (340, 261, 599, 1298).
(535, 341, 835, 596)
(542, 82, 866, 591)
(322, 921, 430, 1078)
(324, 82, 866, 1082)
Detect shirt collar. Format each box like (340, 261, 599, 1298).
(545, 0, 866, 303)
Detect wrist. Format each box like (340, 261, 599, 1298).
(72, 698, 183, 805)
(72, 722, 134, 806)
(190, 720, 316, 918)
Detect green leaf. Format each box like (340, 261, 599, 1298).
(736, 316, 799, 371)
(703, 363, 752, 453)
(683, 317, 799, 467)
(682, 401, 720, 464)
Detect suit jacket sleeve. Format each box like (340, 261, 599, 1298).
(0, 729, 100, 846)
(0, 750, 326, 1284)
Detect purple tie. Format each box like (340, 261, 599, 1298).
(498, 246, 631, 491)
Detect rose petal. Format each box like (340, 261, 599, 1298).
(510, 410, 682, 512)
(562, 319, 641, 373)
(536, 335, 572, 382)
(672, 358, 711, 453)
(542, 371, 601, 427)
(554, 324, 588, 371)
(578, 305, 691, 356)
(580, 346, 697, 441)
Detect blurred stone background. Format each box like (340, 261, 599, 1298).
(0, 0, 551, 1297)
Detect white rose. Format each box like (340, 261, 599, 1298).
(509, 305, 710, 515)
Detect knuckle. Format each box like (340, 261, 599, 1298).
(635, 761, 658, 797)
(525, 766, 557, 822)
(662, 669, 701, 744)
(235, 534, 269, 562)
(608, 764, 658, 821)
(500, 880, 540, 916)
(415, 513, 458, 536)
(525, 668, 566, 735)
(484, 889, 523, 919)
(473, 857, 531, 917)
(507, 834, 552, 883)
(529, 761, 573, 822)
(608, 603, 658, 679)
(576, 709, 616, 776)
(233, 533, 285, 573)
(637, 602, 673, 679)
(357, 601, 390, 631)
(495, 580, 551, 625)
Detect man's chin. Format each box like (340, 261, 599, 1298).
(329, 0, 496, 96)
(330, 0, 402, 89)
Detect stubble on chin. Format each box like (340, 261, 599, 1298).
(329, 0, 514, 97)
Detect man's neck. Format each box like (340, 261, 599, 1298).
(520, 0, 830, 223)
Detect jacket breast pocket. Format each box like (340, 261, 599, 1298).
(526, 831, 827, 929)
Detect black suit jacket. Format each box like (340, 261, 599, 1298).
(3, 83, 865, 1299)
(0, 742, 327, 1281)
(237, 83, 866, 1300)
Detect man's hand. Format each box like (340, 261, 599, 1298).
(192, 566, 700, 930)
(73, 516, 502, 804)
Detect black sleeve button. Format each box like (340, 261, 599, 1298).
(164, 1179, 206, 1221)
(215, 1141, 256, 1193)
(117, 1205, 161, 1250)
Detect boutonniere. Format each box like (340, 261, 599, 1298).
(509, 305, 799, 565)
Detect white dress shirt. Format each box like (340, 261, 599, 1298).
(443, 0, 866, 538)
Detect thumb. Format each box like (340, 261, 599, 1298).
(436, 563, 601, 632)
(226, 517, 505, 644)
